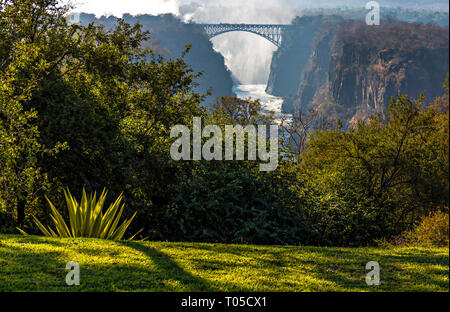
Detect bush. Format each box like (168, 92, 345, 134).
(153, 161, 309, 245)
(403, 210, 449, 247)
(0, 211, 16, 234)
(299, 91, 449, 246)
(0, 0, 205, 230)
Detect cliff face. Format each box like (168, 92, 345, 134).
(268, 17, 450, 124)
(327, 21, 449, 123)
(266, 16, 342, 98)
(79, 13, 234, 105)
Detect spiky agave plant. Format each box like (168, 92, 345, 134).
(19, 188, 142, 240)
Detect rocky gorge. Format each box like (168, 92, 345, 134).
(267, 16, 449, 124)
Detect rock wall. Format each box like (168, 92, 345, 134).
(267, 17, 449, 124)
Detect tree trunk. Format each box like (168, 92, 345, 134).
(17, 199, 25, 224)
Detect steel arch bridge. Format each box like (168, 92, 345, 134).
(200, 24, 291, 48)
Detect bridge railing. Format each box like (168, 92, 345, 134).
(199, 24, 292, 48)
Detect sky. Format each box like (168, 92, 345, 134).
(67, 0, 180, 16)
(67, 0, 450, 17)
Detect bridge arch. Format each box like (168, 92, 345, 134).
(200, 24, 290, 48)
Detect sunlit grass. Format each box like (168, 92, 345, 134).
(0, 234, 448, 291)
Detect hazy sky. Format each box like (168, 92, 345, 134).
(68, 0, 180, 16)
(67, 0, 450, 17)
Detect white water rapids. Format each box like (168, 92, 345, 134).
(232, 84, 291, 123)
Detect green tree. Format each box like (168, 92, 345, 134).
(0, 42, 65, 224)
(300, 90, 449, 245)
(0, 0, 205, 233)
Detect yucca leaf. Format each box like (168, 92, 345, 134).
(89, 189, 108, 237)
(99, 194, 123, 238)
(127, 228, 144, 241)
(16, 227, 29, 236)
(64, 188, 77, 237)
(80, 188, 88, 235)
(109, 221, 128, 240)
(47, 226, 58, 237)
(105, 203, 126, 238)
(32, 215, 54, 237)
(50, 215, 66, 237)
(72, 193, 82, 237)
(110, 212, 137, 240)
(46, 196, 71, 237)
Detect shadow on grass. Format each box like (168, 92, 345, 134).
(1, 237, 216, 291)
(159, 242, 449, 291)
(1, 236, 253, 291)
(115, 241, 218, 291)
(1, 235, 448, 292)
(0, 244, 69, 291)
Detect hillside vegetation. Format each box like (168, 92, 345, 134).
(79, 13, 235, 104)
(268, 16, 449, 124)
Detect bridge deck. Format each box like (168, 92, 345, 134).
(200, 24, 291, 48)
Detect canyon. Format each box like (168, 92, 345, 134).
(79, 12, 449, 125)
(267, 15, 449, 124)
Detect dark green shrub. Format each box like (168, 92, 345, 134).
(154, 161, 309, 245)
(0, 211, 16, 234)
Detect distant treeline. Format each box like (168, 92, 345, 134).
(301, 7, 449, 26)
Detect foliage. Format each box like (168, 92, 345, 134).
(146, 96, 306, 244)
(299, 91, 449, 246)
(157, 161, 308, 244)
(339, 18, 449, 52)
(0, 0, 448, 247)
(19, 188, 141, 240)
(86, 12, 234, 103)
(0, 0, 205, 235)
(0, 211, 15, 234)
(211, 96, 274, 125)
(403, 210, 449, 247)
(0, 40, 65, 224)
(278, 108, 338, 162)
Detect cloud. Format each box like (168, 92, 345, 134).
(69, 0, 179, 17)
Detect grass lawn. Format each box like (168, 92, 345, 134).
(0, 234, 448, 292)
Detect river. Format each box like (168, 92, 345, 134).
(232, 84, 291, 123)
